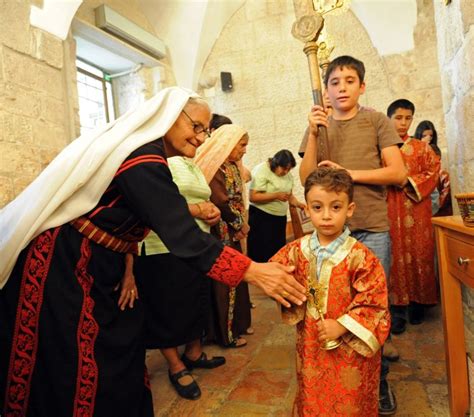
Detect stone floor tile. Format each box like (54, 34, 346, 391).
(418, 343, 446, 362)
(214, 401, 275, 416)
(248, 345, 295, 370)
(391, 337, 417, 361)
(388, 361, 415, 379)
(390, 381, 434, 417)
(229, 369, 292, 405)
(415, 359, 447, 382)
(426, 383, 450, 416)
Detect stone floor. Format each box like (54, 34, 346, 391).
(146, 288, 449, 416)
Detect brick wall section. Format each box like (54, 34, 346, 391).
(200, 0, 445, 202)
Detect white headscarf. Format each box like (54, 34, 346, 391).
(0, 86, 198, 288)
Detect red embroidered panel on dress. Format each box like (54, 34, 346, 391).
(73, 238, 99, 417)
(4, 227, 60, 417)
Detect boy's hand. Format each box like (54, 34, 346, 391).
(308, 105, 329, 136)
(316, 319, 347, 342)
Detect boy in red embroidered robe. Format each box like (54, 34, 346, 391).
(386, 99, 440, 333)
(271, 168, 390, 417)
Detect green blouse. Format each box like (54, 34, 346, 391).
(142, 156, 211, 255)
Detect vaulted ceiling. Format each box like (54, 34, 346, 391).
(30, 0, 418, 89)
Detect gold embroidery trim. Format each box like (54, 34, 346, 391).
(337, 314, 381, 354)
(405, 176, 422, 202)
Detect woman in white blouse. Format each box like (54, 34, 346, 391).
(247, 150, 305, 262)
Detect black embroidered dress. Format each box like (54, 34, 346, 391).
(0, 139, 249, 417)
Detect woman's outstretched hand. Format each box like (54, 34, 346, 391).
(243, 262, 306, 308)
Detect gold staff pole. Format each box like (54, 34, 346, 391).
(291, 3, 329, 160)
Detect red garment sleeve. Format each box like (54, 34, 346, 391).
(337, 246, 390, 357)
(404, 143, 440, 202)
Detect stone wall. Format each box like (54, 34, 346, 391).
(0, 0, 75, 207)
(433, 0, 474, 349)
(0, 0, 168, 207)
(433, 0, 474, 197)
(200, 0, 445, 201)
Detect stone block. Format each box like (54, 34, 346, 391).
(0, 142, 42, 178)
(4, 83, 41, 118)
(4, 112, 33, 144)
(40, 96, 66, 126)
(0, 0, 31, 55)
(0, 47, 3, 82)
(0, 176, 14, 208)
(3, 47, 64, 100)
(31, 28, 64, 69)
(33, 119, 68, 149)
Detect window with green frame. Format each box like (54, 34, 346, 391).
(76, 60, 115, 134)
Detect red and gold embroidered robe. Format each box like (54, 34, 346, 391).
(387, 137, 440, 305)
(270, 235, 390, 417)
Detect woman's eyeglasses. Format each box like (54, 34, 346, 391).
(182, 110, 211, 138)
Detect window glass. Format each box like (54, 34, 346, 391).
(76, 60, 115, 134)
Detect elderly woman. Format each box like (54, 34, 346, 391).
(0, 88, 305, 417)
(247, 150, 305, 262)
(195, 124, 252, 347)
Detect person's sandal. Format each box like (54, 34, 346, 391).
(245, 327, 255, 335)
(226, 337, 247, 348)
(168, 369, 201, 400)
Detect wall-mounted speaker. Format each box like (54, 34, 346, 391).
(220, 72, 233, 92)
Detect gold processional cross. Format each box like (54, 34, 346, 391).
(291, 0, 349, 161)
(307, 249, 342, 350)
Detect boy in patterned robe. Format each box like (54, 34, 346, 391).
(386, 99, 440, 332)
(271, 168, 390, 417)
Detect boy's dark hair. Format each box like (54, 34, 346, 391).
(386, 99, 415, 118)
(414, 120, 441, 157)
(304, 167, 354, 202)
(324, 55, 365, 86)
(268, 149, 296, 172)
(210, 113, 232, 131)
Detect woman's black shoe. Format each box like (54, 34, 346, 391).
(391, 317, 407, 335)
(168, 369, 201, 400)
(181, 352, 226, 370)
(408, 302, 425, 325)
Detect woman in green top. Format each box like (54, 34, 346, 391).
(135, 156, 225, 401)
(247, 150, 305, 262)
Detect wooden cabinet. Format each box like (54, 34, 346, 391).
(432, 216, 474, 417)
